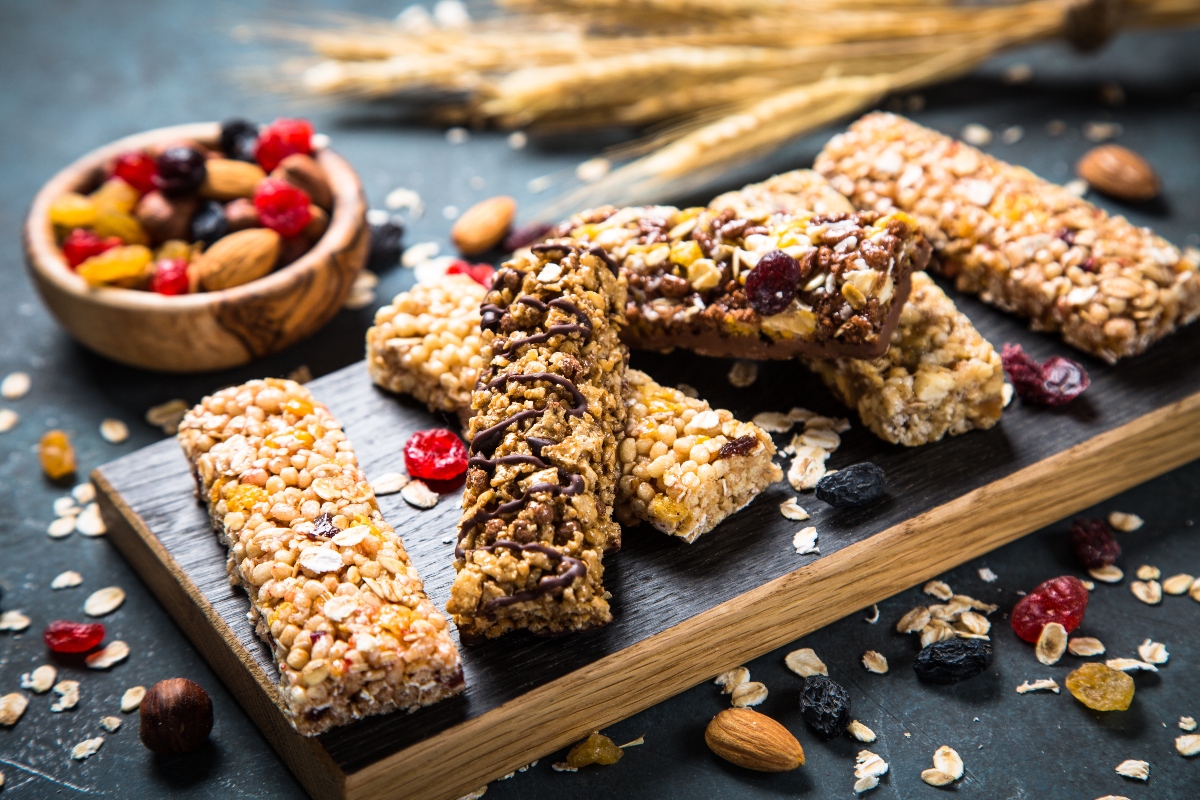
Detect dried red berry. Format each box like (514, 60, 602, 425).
(255, 118, 313, 173)
(61, 228, 122, 268)
(254, 179, 312, 238)
(1011, 575, 1089, 643)
(112, 151, 158, 195)
(446, 260, 495, 288)
(1069, 518, 1121, 569)
(503, 221, 554, 251)
(150, 259, 190, 296)
(44, 620, 105, 653)
(403, 429, 468, 481)
(744, 250, 800, 316)
(1001, 344, 1090, 406)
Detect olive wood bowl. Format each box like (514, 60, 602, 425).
(24, 122, 368, 373)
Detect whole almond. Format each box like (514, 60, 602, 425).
(704, 708, 804, 772)
(200, 159, 266, 201)
(272, 154, 331, 210)
(192, 228, 281, 291)
(452, 196, 516, 256)
(1076, 145, 1160, 202)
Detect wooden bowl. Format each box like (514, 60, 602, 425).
(24, 122, 368, 372)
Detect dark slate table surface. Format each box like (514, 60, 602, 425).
(1, 2, 1197, 797)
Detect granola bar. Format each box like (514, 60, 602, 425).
(553, 202, 930, 360)
(178, 379, 464, 735)
(816, 112, 1200, 362)
(447, 243, 624, 639)
(710, 169, 855, 218)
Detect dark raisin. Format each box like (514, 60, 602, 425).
(717, 435, 758, 459)
(815, 463, 886, 508)
(219, 118, 260, 163)
(799, 675, 851, 740)
(744, 250, 800, 316)
(367, 211, 405, 270)
(190, 200, 229, 247)
(154, 145, 207, 197)
(311, 513, 337, 538)
(913, 638, 993, 684)
(1001, 344, 1090, 406)
(503, 221, 554, 252)
(1069, 518, 1121, 569)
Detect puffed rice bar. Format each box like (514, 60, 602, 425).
(448, 243, 624, 640)
(816, 112, 1200, 362)
(178, 379, 464, 735)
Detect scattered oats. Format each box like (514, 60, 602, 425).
(961, 124, 992, 146)
(1046, 119, 1067, 136)
(847, 720, 876, 742)
(792, 526, 819, 555)
(751, 411, 793, 433)
(1000, 125, 1024, 145)
(52, 680, 80, 712)
(1108, 511, 1144, 532)
(310, 133, 330, 150)
(0, 610, 31, 632)
(401, 241, 440, 267)
(100, 716, 122, 732)
(780, 498, 809, 521)
(1068, 637, 1106, 656)
(855, 750, 889, 780)
(619, 736, 645, 748)
(676, 383, 698, 398)
(48, 515, 77, 538)
(75, 503, 107, 536)
(455, 787, 487, 800)
(1082, 580, 1095, 590)
(958, 611, 991, 635)
(896, 606, 931, 634)
(1001, 383, 1014, 407)
(145, 399, 189, 434)
(120, 686, 146, 713)
(787, 407, 816, 422)
(54, 495, 80, 516)
(442, 205, 460, 220)
(921, 768, 955, 786)
(21, 665, 56, 693)
(507, 131, 527, 150)
(807, 414, 850, 433)
(445, 127, 469, 145)
(370, 472, 409, 495)
(1016, 678, 1060, 694)
(1115, 759, 1149, 780)
(933, 746, 964, 780)
(1089, 564, 1124, 583)
(1083, 121, 1122, 142)
(575, 158, 611, 183)
(731, 681, 768, 707)
(72, 482, 95, 504)
(287, 364, 313, 384)
(0, 772, 4, 788)
(1138, 639, 1168, 664)
(1192, 581, 1200, 603)
(353, 270, 379, 292)
(978, 567, 998, 583)
(1180, 717, 1197, 731)
(1136, 565, 1160, 581)
(1131, 580, 1162, 605)
(1162, 574, 1195, 595)
(0, 408, 17, 432)
(1, 372, 31, 399)
(1106, 658, 1158, 673)
(85, 586, 126, 617)
(787, 446, 828, 491)
(861, 651, 888, 674)
(1036, 622, 1068, 665)
(800, 428, 840, 451)
(853, 775, 879, 794)
(343, 286, 377, 310)
(385, 187, 423, 214)
(1178, 734, 1200, 757)
(551, 762, 577, 772)
(714, 666, 750, 694)
(924, 580, 953, 601)
(727, 360, 758, 388)
(527, 175, 554, 194)
(864, 604, 880, 624)
(0, 693, 28, 726)
(1002, 63, 1033, 84)
(921, 621, 957, 647)
(71, 737, 104, 761)
(86, 641, 130, 670)
(99, 418, 129, 443)
(401, 480, 439, 509)
(785, 648, 827, 677)
(1064, 179, 1089, 198)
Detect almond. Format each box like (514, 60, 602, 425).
(192, 228, 280, 291)
(1076, 144, 1160, 202)
(272, 154, 331, 210)
(200, 159, 266, 201)
(452, 196, 516, 255)
(704, 708, 804, 772)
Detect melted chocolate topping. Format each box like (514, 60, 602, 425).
(456, 472, 586, 558)
(493, 298, 593, 356)
(476, 542, 586, 612)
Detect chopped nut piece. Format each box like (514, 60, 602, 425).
(727, 361, 758, 388)
(1137, 639, 1168, 665)
(785, 648, 828, 677)
(400, 479, 439, 509)
(1089, 564, 1124, 583)
(20, 665, 56, 694)
(1068, 637, 1106, 657)
(1, 372, 31, 399)
(751, 411, 793, 433)
(100, 418, 130, 443)
(923, 580, 953, 601)
(370, 471, 408, 495)
(1016, 679, 1060, 694)
(978, 567, 998, 582)
(1162, 574, 1195, 595)
(1106, 658, 1158, 673)
(86, 640, 130, 669)
(1180, 717, 1197, 732)
(731, 681, 769, 708)
(1036, 622, 1068, 665)
(792, 527, 819, 555)
(120, 686, 146, 713)
(896, 606, 931, 634)
(52, 680, 80, 712)
(100, 716, 122, 732)
(714, 667, 750, 694)
(145, 399, 189, 434)
(1130, 580, 1162, 605)
(861, 651, 888, 674)
(934, 746, 964, 780)
(1179, 734, 1200, 757)
(84, 586, 126, 617)
(70, 737, 104, 761)
(1107, 511, 1144, 532)
(0, 610, 31, 631)
(75, 503, 107, 536)
(780, 498, 809, 521)
(1136, 565, 1160, 581)
(0, 693, 29, 726)
(1114, 759, 1149, 780)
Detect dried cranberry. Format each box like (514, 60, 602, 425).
(149, 259, 190, 295)
(404, 429, 468, 481)
(255, 118, 313, 173)
(446, 260, 495, 288)
(112, 151, 158, 194)
(254, 179, 312, 238)
(154, 146, 207, 197)
(503, 221, 554, 252)
(219, 118, 260, 163)
(1069, 518, 1121, 569)
(61, 228, 121, 268)
(1011, 575, 1089, 643)
(1001, 344, 1090, 406)
(44, 620, 105, 653)
(744, 250, 800, 316)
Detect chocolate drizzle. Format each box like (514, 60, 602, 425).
(493, 298, 593, 356)
(475, 542, 586, 613)
(455, 471, 585, 558)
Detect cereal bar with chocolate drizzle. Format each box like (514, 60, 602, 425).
(447, 242, 625, 639)
(816, 112, 1200, 362)
(177, 379, 464, 735)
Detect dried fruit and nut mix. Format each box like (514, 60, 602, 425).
(49, 118, 333, 293)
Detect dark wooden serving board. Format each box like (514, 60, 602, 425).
(92, 281, 1200, 800)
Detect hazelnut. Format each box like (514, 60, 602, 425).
(139, 678, 213, 754)
(225, 198, 260, 231)
(271, 154, 332, 210)
(135, 191, 198, 244)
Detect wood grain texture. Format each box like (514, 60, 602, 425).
(94, 285, 1200, 800)
(23, 122, 368, 372)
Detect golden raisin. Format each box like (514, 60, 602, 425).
(39, 430, 77, 480)
(226, 484, 267, 513)
(284, 398, 314, 418)
(1065, 662, 1134, 711)
(76, 245, 153, 288)
(156, 240, 193, 262)
(49, 193, 97, 228)
(566, 732, 624, 768)
(92, 209, 148, 245)
(90, 179, 140, 215)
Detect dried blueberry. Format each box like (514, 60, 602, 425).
(799, 675, 851, 740)
(1001, 344, 1089, 406)
(154, 146, 207, 197)
(744, 250, 800, 316)
(190, 200, 229, 247)
(913, 638, 993, 684)
(815, 463, 886, 508)
(367, 210, 405, 270)
(219, 118, 260, 163)
(1069, 518, 1120, 569)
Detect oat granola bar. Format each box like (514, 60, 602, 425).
(553, 202, 930, 360)
(447, 243, 625, 639)
(816, 112, 1200, 362)
(710, 169, 855, 218)
(178, 379, 464, 735)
